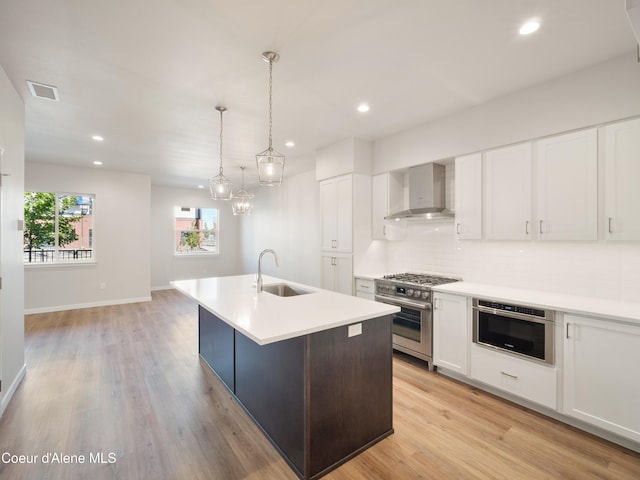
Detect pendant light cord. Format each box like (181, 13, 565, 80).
(219, 108, 224, 174)
(268, 57, 273, 150)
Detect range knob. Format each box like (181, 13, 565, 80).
(414, 290, 422, 298)
(422, 291, 430, 300)
(406, 289, 414, 297)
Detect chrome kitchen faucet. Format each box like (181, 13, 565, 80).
(256, 249, 279, 292)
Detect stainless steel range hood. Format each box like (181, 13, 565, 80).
(384, 163, 454, 220)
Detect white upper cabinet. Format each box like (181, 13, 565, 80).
(454, 153, 482, 240)
(604, 118, 640, 240)
(535, 128, 598, 241)
(371, 172, 403, 240)
(320, 174, 353, 252)
(484, 143, 532, 240)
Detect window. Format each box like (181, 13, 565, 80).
(174, 207, 218, 255)
(23, 192, 95, 263)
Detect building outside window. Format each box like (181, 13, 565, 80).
(23, 192, 95, 263)
(174, 207, 218, 255)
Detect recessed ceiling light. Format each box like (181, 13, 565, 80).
(92, 135, 104, 142)
(285, 141, 295, 147)
(519, 20, 540, 35)
(93, 160, 103, 165)
(197, 185, 204, 189)
(357, 103, 370, 113)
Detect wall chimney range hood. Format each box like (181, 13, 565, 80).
(385, 163, 453, 220)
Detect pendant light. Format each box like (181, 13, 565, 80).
(256, 51, 284, 186)
(209, 106, 232, 200)
(231, 166, 254, 215)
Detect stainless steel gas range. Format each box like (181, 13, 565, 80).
(375, 273, 460, 368)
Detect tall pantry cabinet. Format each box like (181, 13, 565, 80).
(317, 138, 374, 295)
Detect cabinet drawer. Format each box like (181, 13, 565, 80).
(355, 278, 375, 293)
(470, 344, 557, 410)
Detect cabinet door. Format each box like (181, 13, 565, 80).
(335, 175, 353, 252)
(454, 153, 482, 240)
(320, 179, 338, 250)
(604, 118, 640, 240)
(484, 143, 532, 240)
(433, 293, 469, 375)
(320, 175, 352, 252)
(320, 254, 353, 295)
(334, 255, 353, 295)
(535, 129, 597, 241)
(372, 172, 404, 240)
(563, 314, 640, 443)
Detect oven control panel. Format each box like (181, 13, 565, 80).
(376, 282, 430, 301)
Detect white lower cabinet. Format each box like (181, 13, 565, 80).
(433, 293, 469, 376)
(470, 344, 557, 410)
(354, 277, 375, 300)
(563, 314, 640, 443)
(321, 254, 353, 295)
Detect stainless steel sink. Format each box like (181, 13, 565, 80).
(262, 283, 312, 297)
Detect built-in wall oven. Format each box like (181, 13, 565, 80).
(472, 298, 555, 365)
(375, 273, 459, 369)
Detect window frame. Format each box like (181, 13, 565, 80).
(173, 206, 219, 257)
(23, 191, 96, 266)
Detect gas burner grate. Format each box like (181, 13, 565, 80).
(382, 273, 459, 286)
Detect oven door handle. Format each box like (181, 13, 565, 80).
(375, 295, 430, 311)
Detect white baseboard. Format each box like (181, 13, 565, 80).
(24, 296, 152, 315)
(0, 363, 26, 418)
(151, 285, 175, 292)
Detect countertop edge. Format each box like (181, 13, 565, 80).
(171, 276, 399, 345)
(432, 282, 640, 325)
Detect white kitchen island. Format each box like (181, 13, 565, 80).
(172, 274, 399, 480)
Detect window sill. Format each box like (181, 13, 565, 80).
(173, 253, 219, 258)
(24, 261, 97, 269)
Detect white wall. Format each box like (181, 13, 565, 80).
(0, 64, 26, 415)
(24, 163, 151, 312)
(150, 185, 242, 289)
(240, 168, 321, 288)
(374, 53, 640, 172)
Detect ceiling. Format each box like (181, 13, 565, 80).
(0, 0, 637, 189)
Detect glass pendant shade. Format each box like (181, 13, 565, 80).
(231, 167, 254, 215)
(209, 173, 232, 200)
(256, 51, 284, 186)
(210, 106, 232, 200)
(256, 147, 284, 186)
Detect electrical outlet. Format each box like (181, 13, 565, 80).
(100, 282, 106, 290)
(348, 323, 362, 338)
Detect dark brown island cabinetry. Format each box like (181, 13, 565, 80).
(198, 306, 394, 480)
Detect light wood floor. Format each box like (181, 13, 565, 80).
(1, 289, 638, 479)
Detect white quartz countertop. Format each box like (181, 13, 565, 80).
(432, 282, 640, 325)
(171, 274, 400, 345)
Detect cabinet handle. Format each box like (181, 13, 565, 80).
(434, 298, 439, 310)
(500, 371, 518, 380)
(566, 322, 570, 339)
(608, 217, 613, 234)
(383, 225, 386, 237)
(456, 223, 461, 235)
(539, 220, 544, 234)
(525, 221, 529, 235)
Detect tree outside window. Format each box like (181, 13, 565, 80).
(24, 192, 95, 263)
(175, 207, 218, 255)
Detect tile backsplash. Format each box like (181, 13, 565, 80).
(385, 220, 640, 302)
